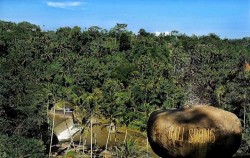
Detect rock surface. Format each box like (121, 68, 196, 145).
(147, 105, 242, 158)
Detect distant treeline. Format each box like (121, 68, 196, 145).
(0, 20, 249, 157)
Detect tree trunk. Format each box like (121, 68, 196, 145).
(79, 131, 82, 152)
(49, 105, 56, 157)
(83, 139, 86, 155)
(105, 123, 112, 151)
(90, 114, 93, 158)
(123, 127, 128, 144)
(82, 121, 90, 155)
(83, 126, 89, 155)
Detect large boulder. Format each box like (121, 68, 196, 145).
(147, 105, 242, 158)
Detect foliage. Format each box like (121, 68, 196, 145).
(64, 151, 76, 158)
(0, 135, 46, 158)
(113, 138, 141, 158)
(0, 20, 249, 155)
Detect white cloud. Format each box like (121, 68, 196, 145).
(164, 31, 170, 35)
(155, 31, 161, 36)
(155, 31, 170, 36)
(47, 1, 84, 9)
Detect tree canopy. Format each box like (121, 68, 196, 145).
(0, 20, 249, 156)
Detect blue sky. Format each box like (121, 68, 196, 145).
(0, 0, 249, 38)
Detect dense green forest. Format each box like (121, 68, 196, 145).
(0, 20, 249, 157)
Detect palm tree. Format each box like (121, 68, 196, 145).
(138, 103, 155, 157)
(49, 104, 55, 157)
(49, 95, 56, 157)
(120, 111, 136, 144)
(101, 79, 126, 151)
(82, 88, 103, 157)
(101, 100, 123, 151)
